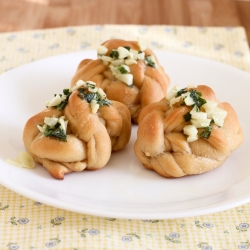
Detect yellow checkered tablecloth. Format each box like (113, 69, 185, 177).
(0, 25, 250, 250)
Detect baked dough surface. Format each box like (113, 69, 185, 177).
(23, 89, 131, 179)
(134, 85, 243, 178)
(70, 39, 170, 123)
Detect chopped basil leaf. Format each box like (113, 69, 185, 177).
(145, 56, 156, 68)
(44, 126, 53, 137)
(138, 50, 143, 54)
(44, 124, 67, 141)
(57, 99, 68, 110)
(49, 88, 71, 111)
(78, 88, 112, 107)
(184, 112, 192, 122)
(63, 89, 70, 95)
(98, 98, 112, 106)
(78, 91, 96, 103)
(189, 90, 207, 111)
(200, 126, 212, 139)
(177, 88, 188, 97)
(110, 50, 119, 59)
(196, 91, 202, 97)
(118, 65, 129, 74)
(123, 46, 131, 51)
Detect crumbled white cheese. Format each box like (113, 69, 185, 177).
(207, 107, 227, 127)
(90, 99, 100, 113)
(124, 58, 137, 65)
(88, 86, 98, 93)
(115, 73, 133, 86)
(44, 117, 58, 127)
(117, 47, 131, 59)
(37, 124, 45, 133)
(111, 59, 124, 66)
(99, 55, 112, 62)
(183, 125, 198, 136)
(97, 88, 106, 99)
(191, 118, 212, 128)
(137, 52, 145, 60)
(96, 41, 153, 86)
(190, 106, 207, 120)
(97, 45, 108, 55)
(166, 85, 181, 101)
(183, 92, 195, 106)
(187, 135, 199, 143)
(70, 79, 87, 92)
(58, 116, 68, 132)
(46, 94, 62, 107)
(203, 100, 217, 111)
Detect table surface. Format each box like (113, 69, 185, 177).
(0, 0, 250, 45)
(0, 9, 250, 250)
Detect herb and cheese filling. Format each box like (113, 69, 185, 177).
(45, 89, 71, 110)
(97, 39, 158, 86)
(75, 80, 112, 113)
(37, 116, 68, 142)
(43, 81, 111, 141)
(46, 80, 111, 114)
(166, 85, 227, 142)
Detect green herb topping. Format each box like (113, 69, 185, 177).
(123, 46, 131, 51)
(57, 89, 71, 110)
(97, 43, 157, 87)
(46, 88, 71, 111)
(183, 112, 192, 122)
(177, 88, 188, 97)
(110, 50, 119, 59)
(71, 80, 112, 113)
(78, 88, 111, 107)
(118, 65, 129, 74)
(200, 126, 212, 139)
(44, 124, 67, 141)
(37, 116, 68, 142)
(189, 90, 207, 111)
(145, 56, 156, 68)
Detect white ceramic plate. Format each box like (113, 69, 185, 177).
(0, 51, 250, 219)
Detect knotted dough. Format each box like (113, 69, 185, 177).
(23, 88, 131, 179)
(70, 39, 170, 123)
(134, 85, 243, 178)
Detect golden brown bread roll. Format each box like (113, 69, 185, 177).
(23, 81, 131, 179)
(134, 85, 243, 178)
(70, 39, 170, 123)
